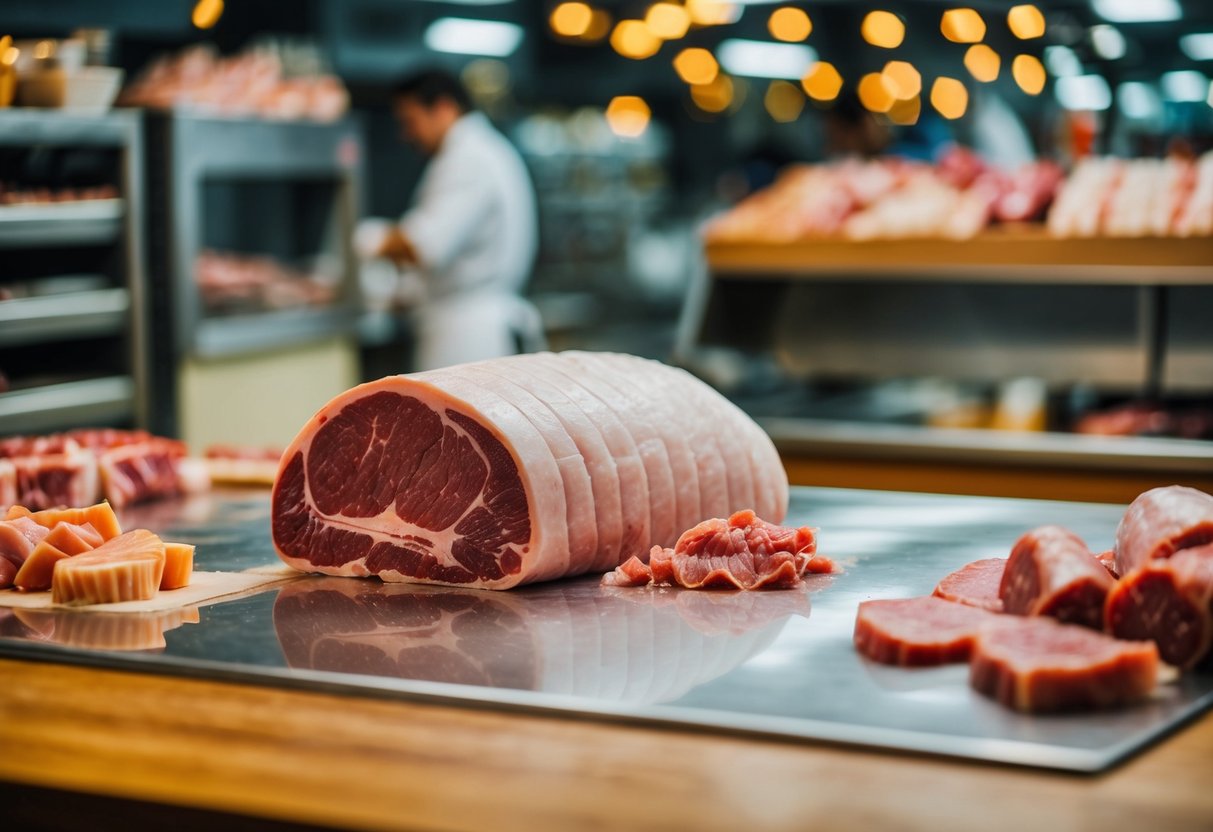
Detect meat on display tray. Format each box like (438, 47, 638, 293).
(2, 486, 1210, 773)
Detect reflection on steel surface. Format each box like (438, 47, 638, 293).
(273, 576, 822, 704)
(0, 605, 200, 651)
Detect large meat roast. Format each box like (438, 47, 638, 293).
(272, 352, 788, 589)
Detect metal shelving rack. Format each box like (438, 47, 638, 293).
(145, 113, 364, 436)
(0, 109, 148, 435)
(677, 229, 1213, 476)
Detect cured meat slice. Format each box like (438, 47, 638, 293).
(969, 618, 1158, 713)
(21, 502, 123, 541)
(602, 555, 653, 588)
(273, 353, 787, 589)
(13, 541, 70, 592)
(554, 353, 691, 541)
(1115, 486, 1213, 576)
(525, 353, 665, 559)
(483, 359, 627, 571)
(451, 365, 597, 571)
(571, 352, 727, 528)
(933, 558, 1006, 612)
(0, 516, 51, 588)
(1096, 549, 1118, 578)
(853, 596, 997, 666)
(1000, 525, 1113, 629)
(7, 448, 100, 511)
(51, 529, 167, 605)
(161, 542, 196, 590)
(647, 510, 816, 590)
(1105, 545, 1213, 669)
(43, 521, 103, 555)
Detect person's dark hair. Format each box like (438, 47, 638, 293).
(393, 68, 473, 112)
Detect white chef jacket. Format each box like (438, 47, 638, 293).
(398, 112, 541, 370)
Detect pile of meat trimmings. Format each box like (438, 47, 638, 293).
(854, 486, 1213, 713)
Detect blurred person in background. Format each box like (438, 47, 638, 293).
(356, 68, 542, 370)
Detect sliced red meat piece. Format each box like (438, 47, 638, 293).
(97, 438, 188, 508)
(1115, 486, 1213, 576)
(969, 618, 1158, 713)
(805, 553, 839, 574)
(0, 516, 52, 589)
(271, 353, 789, 589)
(999, 525, 1113, 629)
(602, 556, 652, 588)
(933, 558, 1006, 612)
(1106, 544, 1213, 669)
(853, 596, 997, 666)
(641, 510, 816, 590)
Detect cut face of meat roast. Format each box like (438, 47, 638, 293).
(1115, 486, 1213, 576)
(272, 352, 789, 589)
(999, 525, 1113, 629)
(1106, 544, 1213, 669)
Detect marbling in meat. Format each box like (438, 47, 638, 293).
(853, 596, 998, 666)
(932, 558, 1006, 612)
(1115, 486, 1213, 576)
(969, 617, 1158, 713)
(272, 352, 789, 589)
(999, 525, 1113, 629)
(1106, 544, 1213, 669)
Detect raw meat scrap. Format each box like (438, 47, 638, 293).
(271, 352, 788, 590)
(1115, 486, 1213, 576)
(999, 525, 1113, 629)
(1105, 544, 1213, 669)
(932, 558, 1006, 612)
(853, 596, 998, 666)
(604, 510, 818, 590)
(52, 529, 166, 605)
(0, 516, 51, 589)
(161, 542, 195, 590)
(1096, 549, 1118, 579)
(13, 541, 70, 592)
(969, 618, 1158, 713)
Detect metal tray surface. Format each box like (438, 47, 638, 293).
(3, 486, 1210, 773)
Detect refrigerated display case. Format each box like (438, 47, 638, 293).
(145, 113, 364, 446)
(677, 230, 1213, 501)
(0, 109, 148, 436)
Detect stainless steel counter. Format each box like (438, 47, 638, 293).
(2, 487, 1210, 773)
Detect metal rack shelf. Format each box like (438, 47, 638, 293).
(193, 307, 358, 358)
(0, 288, 130, 347)
(0, 200, 124, 248)
(0, 376, 135, 435)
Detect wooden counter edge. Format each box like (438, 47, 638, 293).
(2, 657, 1213, 832)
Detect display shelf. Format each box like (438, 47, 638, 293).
(0, 288, 129, 346)
(193, 307, 358, 358)
(0, 376, 135, 435)
(762, 417, 1213, 475)
(705, 229, 1213, 284)
(0, 200, 124, 248)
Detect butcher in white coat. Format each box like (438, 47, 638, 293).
(356, 69, 542, 370)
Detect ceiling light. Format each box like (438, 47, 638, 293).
(674, 47, 718, 85)
(768, 7, 812, 43)
(691, 73, 734, 112)
(1090, 25, 1126, 59)
(424, 18, 524, 56)
(964, 44, 1000, 82)
(801, 61, 843, 101)
(861, 11, 905, 49)
(940, 9, 986, 44)
(1090, 0, 1180, 24)
(1012, 54, 1046, 94)
(858, 72, 896, 113)
(1055, 74, 1112, 110)
(882, 61, 921, 99)
(1180, 33, 1213, 61)
(1007, 5, 1045, 39)
(1044, 45, 1082, 77)
(1162, 69, 1209, 102)
(717, 39, 817, 79)
(646, 3, 690, 40)
(605, 96, 651, 138)
(1117, 81, 1162, 119)
(930, 77, 969, 119)
(550, 3, 592, 38)
(611, 19, 661, 59)
(764, 80, 804, 122)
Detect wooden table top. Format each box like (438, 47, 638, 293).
(3, 656, 1211, 831)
